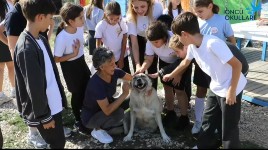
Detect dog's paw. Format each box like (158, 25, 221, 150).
(123, 135, 132, 142)
(162, 135, 171, 143)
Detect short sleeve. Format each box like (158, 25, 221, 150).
(94, 21, 104, 38)
(4, 12, 25, 36)
(54, 32, 66, 57)
(153, 2, 163, 19)
(223, 19, 234, 38)
(209, 39, 233, 64)
(92, 81, 107, 100)
(127, 20, 137, 36)
(185, 45, 194, 61)
(145, 42, 155, 56)
(115, 68, 126, 79)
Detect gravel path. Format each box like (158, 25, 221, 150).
(0, 49, 268, 149)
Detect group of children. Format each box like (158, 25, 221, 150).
(0, 0, 249, 149)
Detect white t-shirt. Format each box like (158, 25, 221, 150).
(84, 6, 104, 31)
(145, 31, 177, 63)
(36, 39, 62, 115)
(54, 27, 84, 61)
(185, 35, 247, 97)
(127, 2, 163, 37)
(163, 8, 180, 18)
(95, 19, 128, 61)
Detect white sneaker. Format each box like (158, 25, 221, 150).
(10, 88, 15, 98)
(191, 121, 202, 134)
(91, 128, 113, 144)
(27, 133, 47, 149)
(192, 145, 198, 149)
(0, 92, 12, 105)
(63, 126, 72, 138)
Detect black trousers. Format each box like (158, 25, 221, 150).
(37, 112, 65, 149)
(129, 35, 158, 90)
(197, 90, 242, 149)
(61, 55, 91, 122)
(88, 30, 96, 55)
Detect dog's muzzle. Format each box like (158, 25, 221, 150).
(134, 78, 147, 89)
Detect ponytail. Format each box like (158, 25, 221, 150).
(212, 4, 219, 14)
(56, 22, 65, 36)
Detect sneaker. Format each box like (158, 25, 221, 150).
(191, 121, 202, 134)
(91, 128, 113, 144)
(73, 121, 91, 136)
(0, 93, 12, 105)
(176, 115, 190, 130)
(63, 127, 72, 138)
(192, 145, 198, 149)
(162, 110, 178, 129)
(10, 88, 15, 98)
(27, 133, 47, 149)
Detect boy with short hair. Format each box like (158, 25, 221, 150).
(164, 12, 247, 149)
(14, 0, 66, 148)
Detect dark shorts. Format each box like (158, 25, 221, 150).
(193, 59, 211, 88)
(0, 41, 12, 62)
(158, 59, 192, 91)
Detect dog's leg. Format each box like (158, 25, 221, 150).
(155, 112, 171, 143)
(123, 110, 136, 141)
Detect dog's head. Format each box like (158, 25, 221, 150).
(131, 73, 152, 92)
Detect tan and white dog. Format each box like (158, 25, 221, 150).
(123, 73, 170, 143)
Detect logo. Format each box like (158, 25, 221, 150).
(211, 27, 218, 34)
(224, 0, 262, 21)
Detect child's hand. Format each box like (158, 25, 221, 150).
(43, 119, 55, 129)
(118, 59, 124, 69)
(163, 73, 173, 82)
(226, 88, 237, 105)
(148, 73, 159, 79)
(72, 39, 80, 56)
(134, 67, 144, 75)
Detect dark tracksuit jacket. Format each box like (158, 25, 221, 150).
(14, 30, 67, 127)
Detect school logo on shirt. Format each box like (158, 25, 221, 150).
(143, 24, 147, 30)
(211, 27, 218, 34)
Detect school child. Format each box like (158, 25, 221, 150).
(190, 0, 237, 134)
(164, 12, 247, 149)
(3, 0, 73, 147)
(95, 1, 130, 73)
(54, 3, 91, 134)
(0, 0, 15, 105)
(163, 0, 184, 19)
(14, 0, 67, 148)
(126, 0, 163, 89)
(84, 0, 104, 55)
(135, 21, 190, 130)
